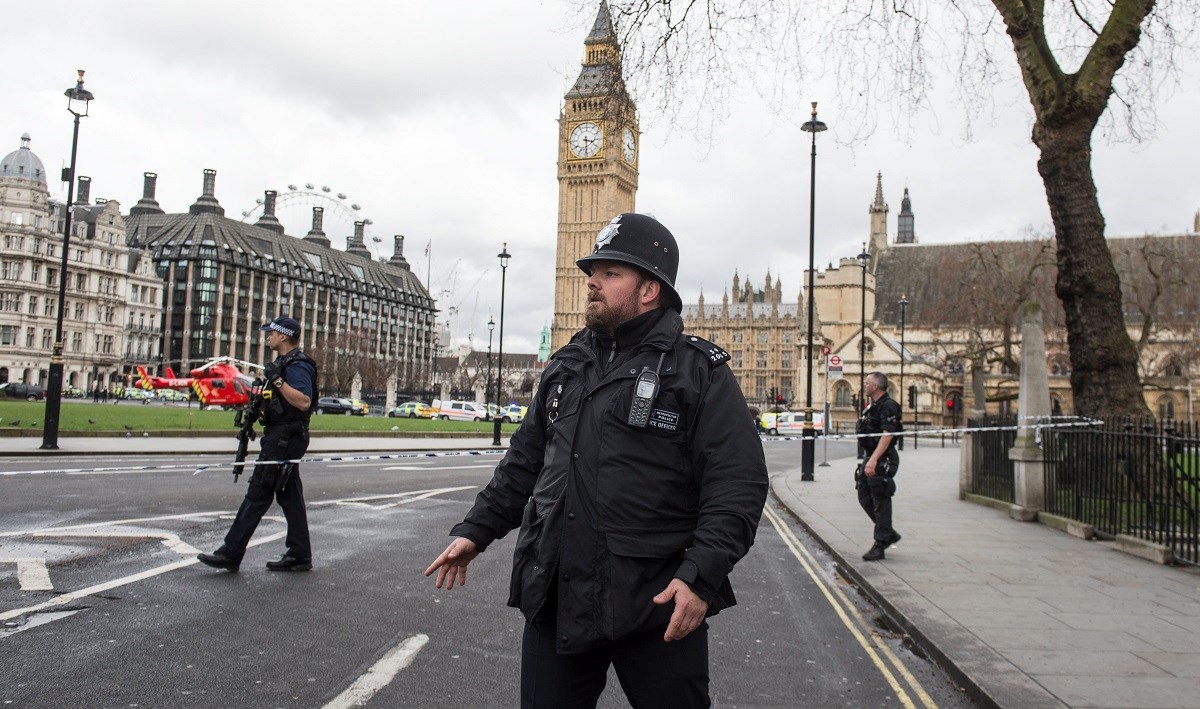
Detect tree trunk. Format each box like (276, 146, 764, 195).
(1033, 119, 1151, 419)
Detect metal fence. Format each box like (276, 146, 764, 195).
(1043, 419, 1199, 565)
(968, 417, 1017, 503)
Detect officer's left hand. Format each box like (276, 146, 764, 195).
(654, 578, 709, 642)
(864, 459, 877, 477)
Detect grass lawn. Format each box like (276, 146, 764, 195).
(0, 400, 518, 435)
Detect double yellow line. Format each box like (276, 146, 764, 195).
(762, 505, 939, 709)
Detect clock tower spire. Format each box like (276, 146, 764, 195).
(551, 0, 640, 351)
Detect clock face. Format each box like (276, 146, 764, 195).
(569, 122, 602, 158)
(623, 128, 637, 163)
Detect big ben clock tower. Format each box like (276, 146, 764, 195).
(551, 0, 640, 351)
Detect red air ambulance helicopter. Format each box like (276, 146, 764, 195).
(136, 357, 263, 408)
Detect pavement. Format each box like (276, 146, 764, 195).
(774, 445, 1200, 709)
(5, 434, 1199, 708)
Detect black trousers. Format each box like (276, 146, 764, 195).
(218, 423, 311, 562)
(857, 474, 897, 544)
(520, 615, 710, 709)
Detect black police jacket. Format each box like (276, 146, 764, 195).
(450, 309, 768, 653)
(857, 392, 902, 462)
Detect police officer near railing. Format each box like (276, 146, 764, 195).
(856, 371, 903, 562)
(425, 213, 769, 708)
(199, 316, 318, 573)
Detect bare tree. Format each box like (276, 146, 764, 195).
(593, 0, 1199, 417)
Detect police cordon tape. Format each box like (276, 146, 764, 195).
(759, 415, 1102, 444)
(3, 417, 1103, 477)
(0, 449, 507, 477)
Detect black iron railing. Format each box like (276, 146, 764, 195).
(1043, 419, 1199, 565)
(968, 417, 1017, 503)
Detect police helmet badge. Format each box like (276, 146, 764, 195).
(594, 215, 622, 251)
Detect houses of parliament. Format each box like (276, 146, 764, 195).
(551, 2, 1199, 427)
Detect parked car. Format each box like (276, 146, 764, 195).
(0, 382, 46, 401)
(314, 397, 358, 415)
(156, 389, 190, 402)
(388, 401, 433, 418)
(762, 411, 824, 436)
(432, 399, 489, 421)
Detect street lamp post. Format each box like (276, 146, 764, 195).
(857, 244, 871, 458)
(486, 316, 495, 413)
(492, 244, 511, 446)
(799, 101, 827, 482)
(42, 70, 94, 450)
(898, 294, 908, 450)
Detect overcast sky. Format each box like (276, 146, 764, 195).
(5, 1, 1198, 354)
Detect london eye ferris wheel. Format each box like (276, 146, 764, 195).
(239, 183, 388, 261)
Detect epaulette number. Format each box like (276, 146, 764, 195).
(685, 335, 730, 366)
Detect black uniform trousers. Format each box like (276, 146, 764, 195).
(520, 584, 710, 709)
(218, 423, 311, 562)
(857, 460, 898, 545)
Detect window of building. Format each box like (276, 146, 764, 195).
(0, 260, 19, 280)
(834, 380, 853, 408)
(75, 273, 87, 290)
(0, 292, 19, 312)
(74, 303, 85, 320)
(781, 351, 792, 368)
(757, 331, 768, 344)
(41, 329, 51, 349)
(43, 298, 55, 316)
(1158, 396, 1176, 420)
(1165, 359, 1184, 378)
(756, 351, 768, 368)
(2, 325, 19, 345)
(27, 295, 37, 315)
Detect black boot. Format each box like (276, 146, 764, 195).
(266, 555, 312, 572)
(197, 552, 239, 571)
(862, 544, 886, 562)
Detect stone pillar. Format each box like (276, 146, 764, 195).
(1009, 301, 1052, 521)
(959, 429, 975, 500)
(386, 373, 397, 411)
(351, 372, 363, 402)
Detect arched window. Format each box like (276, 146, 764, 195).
(1157, 396, 1176, 420)
(1051, 359, 1071, 377)
(834, 380, 853, 408)
(1000, 362, 1015, 376)
(0, 367, 7, 384)
(1050, 395, 1063, 416)
(862, 338, 874, 354)
(1164, 359, 1184, 378)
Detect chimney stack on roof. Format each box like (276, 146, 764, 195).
(303, 206, 331, 248)
(189, 169, 225, 215)
(256, 190, 285, 234)
(130, 172, 165, 215)
(346, 220, 372, 259)
(389, 234, 411, 270)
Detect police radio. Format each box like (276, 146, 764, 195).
(627, 353, 666, 428)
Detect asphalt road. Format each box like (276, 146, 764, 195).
(0, 440, 974, 708)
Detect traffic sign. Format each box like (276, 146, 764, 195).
(827, 354, 843, 381)
(822, 346, 831, 356)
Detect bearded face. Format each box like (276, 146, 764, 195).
(584, 261, 652, 333)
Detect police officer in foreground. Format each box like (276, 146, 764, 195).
(198, 316, 318, 572)
(426, 214, 767, 707)
(856, 371, 903, 562)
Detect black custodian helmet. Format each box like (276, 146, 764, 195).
(575, 213, 683, 312)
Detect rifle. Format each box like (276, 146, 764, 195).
(232, 378, 266, 482)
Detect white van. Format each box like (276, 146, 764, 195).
(432, 399, 489, 421)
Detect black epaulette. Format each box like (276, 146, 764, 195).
(683, 335, 731, 367)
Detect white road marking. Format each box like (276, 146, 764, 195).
(381, 464, 494, 471)
(0, 511, 228, 539)
(313, 486, 476, 510)
(30, 530, 200, 556)
(322, 634, 430, 709)
(0, 531, 286, 623)
(0, 558, 54, 591)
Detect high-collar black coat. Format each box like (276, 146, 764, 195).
(451, 309, 768, 654)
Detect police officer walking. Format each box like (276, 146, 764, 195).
(199, 316, 318, 572)
(856, 371, 903, 561)
(425, 213, 768, 708)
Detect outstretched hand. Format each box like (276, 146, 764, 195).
(424, 537, 480, 590)
(653, 578, 709, 642)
